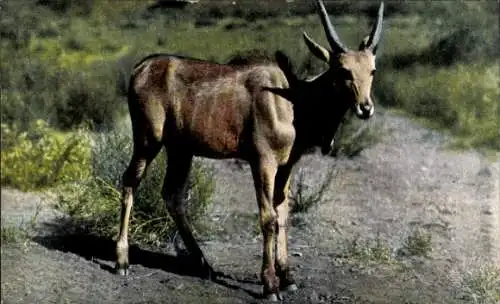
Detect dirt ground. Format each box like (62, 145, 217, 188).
(1, 111, 499, 304)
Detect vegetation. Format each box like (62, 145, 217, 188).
(1, 204, 40, 246)
(290, 164, 337, 214)
(0, 120, 91, 191)
(399, 229, 433, 258)
(55, 129, 215, 247)
(375, 1, 499, 150)
(2, 0, 497, 147)
(342, 235, 396, 266)
(458, 266, 500, 304)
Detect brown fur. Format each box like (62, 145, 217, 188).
(116, 1, 384, 300)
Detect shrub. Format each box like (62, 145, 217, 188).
(290, 163, 337, 214)
(36, 0, 94, 16)
(1, 204, 41, 246)
(375, 63, 500, 150)
(194, 17, 217, 28)
(342, 235, 396, 265)
(0, 120, 91, 191)
(0, 55, 125, 131)
(458, 266, 500, 304)
(56, 129, 215, 247)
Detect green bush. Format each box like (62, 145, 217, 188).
(458, 266, 500, 304)
(0, 53, 125, 131)
(0, 120, 91, 191)
(56, 129, 215, 247)
(376, 63, 499, 149)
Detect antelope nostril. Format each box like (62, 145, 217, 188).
(362, 104, 372, 112)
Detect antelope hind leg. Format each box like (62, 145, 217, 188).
(162, 151, 216, 280)
(116, 144, 161, 275)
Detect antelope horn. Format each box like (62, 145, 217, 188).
(366, 2, 384, 52)
(315, 0, 348, 54)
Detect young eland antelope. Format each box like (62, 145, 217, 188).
(115, 0, 384, 300)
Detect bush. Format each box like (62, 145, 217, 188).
(0, 120, 91, 191)
(0, 55, 125, 131)
(458, 266, 500, 304)
(376, 63, 499, 149)
(290, 163, 337, 214)
(36, 0, 94, 16)
(56, 129, 215, 247)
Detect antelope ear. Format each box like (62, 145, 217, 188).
(263, 87, 296, 104)
(358, 35, 370, 51)
(303, 32, 330, 63)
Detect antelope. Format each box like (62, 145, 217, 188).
(115, 0, 384, 300)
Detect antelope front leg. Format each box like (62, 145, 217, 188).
(251, 159, 280, 301)
(274, 164, 297, 292)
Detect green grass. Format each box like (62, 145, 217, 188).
(458, 266, 500, 304)
(1, 226, 29, 244)
(340, 235, 398, 266)
(376, 63, 500, 150)
(55, 129, 215, 247)
(1, 204, 41, 246)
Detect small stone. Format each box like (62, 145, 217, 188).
(292, 252, 303, 257)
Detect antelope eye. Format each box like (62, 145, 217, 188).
(338, 68, 353, 80)
(370, 69, 376, 76)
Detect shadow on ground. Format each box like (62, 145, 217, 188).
(32, 219, 263, 299)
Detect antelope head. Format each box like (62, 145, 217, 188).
(304, 0, 384, 120)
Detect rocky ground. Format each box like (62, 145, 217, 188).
(2, 111, 499, 304)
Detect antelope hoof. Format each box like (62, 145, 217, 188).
(115, 263, 129, 276)
(283, 283, 298, 292)
(265, 292, 282, 302)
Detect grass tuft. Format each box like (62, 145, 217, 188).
(55, 130, 215, 247)
(1, 204, 41, 246)
(290, 163, 337, 214)
(399, 229, 433, 258)
(344, 236, 395, 265)
(458, 266, 500, 304)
